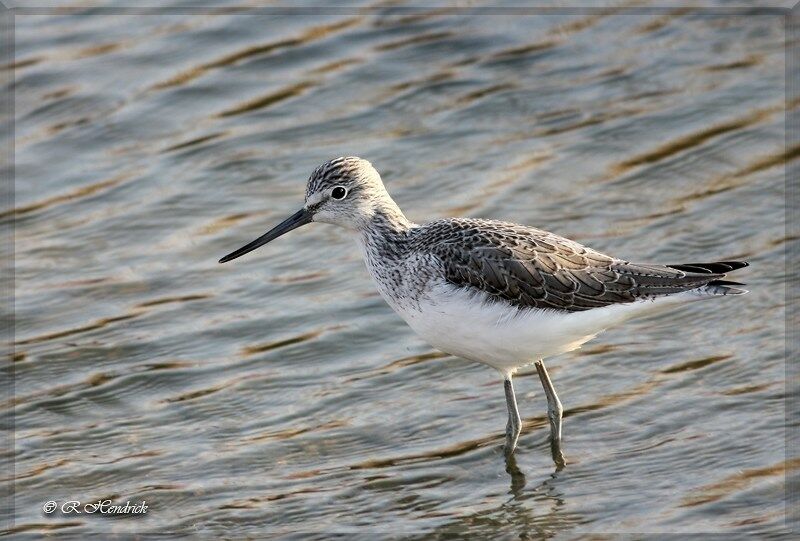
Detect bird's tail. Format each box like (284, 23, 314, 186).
(667, 261, 749, 297)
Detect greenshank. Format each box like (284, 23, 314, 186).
(219, 156, 748, 465)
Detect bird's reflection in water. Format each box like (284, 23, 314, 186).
(505, 453, 527, 496)
(431, 449, 581, 538)
(505, 439, 565, 497)
(507, 433, 565, 489)
(501, 454, 577, 538)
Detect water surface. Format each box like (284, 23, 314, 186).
(6, 2, 791, 537)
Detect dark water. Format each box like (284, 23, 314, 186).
(6, 3, 792, 537)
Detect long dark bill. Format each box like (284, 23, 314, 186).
(219, 208, 312, 263)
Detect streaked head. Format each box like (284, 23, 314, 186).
(219, 157, 400, 263)
(304, 156, 394, 229)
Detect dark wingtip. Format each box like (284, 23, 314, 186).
(714, 261, 749, 272)
(669, 261, 749, 274)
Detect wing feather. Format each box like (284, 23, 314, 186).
(415, 218, 744, 312)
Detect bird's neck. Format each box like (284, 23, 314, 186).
(361, 196, 411, 234)
(358, 202, 413, 256)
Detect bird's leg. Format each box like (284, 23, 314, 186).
(535, 360, 566, 469)
(535, 360, 562, 441)
(504, 376, 522, 457)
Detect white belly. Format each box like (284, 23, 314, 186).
(386, 281, 656, 376)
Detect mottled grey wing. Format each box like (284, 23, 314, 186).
(426, 220, 729, 312)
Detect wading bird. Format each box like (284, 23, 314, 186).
(219, 157, 747, 465)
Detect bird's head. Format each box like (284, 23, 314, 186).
(219, 156, 397, 263)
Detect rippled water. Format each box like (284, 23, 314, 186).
(6, 3, 792, 537)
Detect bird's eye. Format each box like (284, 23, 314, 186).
(331, 186, 347, 200)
